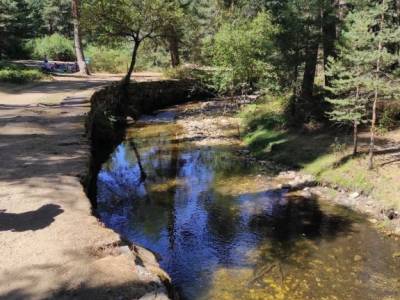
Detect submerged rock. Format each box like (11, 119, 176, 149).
(354, 255, 363, 262)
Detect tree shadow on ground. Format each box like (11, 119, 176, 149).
(0, 282, 166, 300)
(0, 261, 167, 300)
(0, 107, 88, 181)
(0, 79, 113, 96)
(0, 204, 63, 232)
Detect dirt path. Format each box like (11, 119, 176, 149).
(0, 74, 170, 300)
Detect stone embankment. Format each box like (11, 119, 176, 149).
(83, 79, 212, 299)
(0, 76, 209, 300)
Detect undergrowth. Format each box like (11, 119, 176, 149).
(0, 61, 47, 84)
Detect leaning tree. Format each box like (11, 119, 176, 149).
(82, 0, 183, 84)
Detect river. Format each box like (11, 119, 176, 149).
(96, 105, 400, 300)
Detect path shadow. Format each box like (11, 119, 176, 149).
(0, 204, 63, 232)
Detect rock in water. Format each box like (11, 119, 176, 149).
(354, 255, 363, 262)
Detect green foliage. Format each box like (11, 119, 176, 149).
(82, 0, 184, 80)
(378, 104, 400, 130)
(240, 95, 288, 131)
(163, 65, 215, 89)
(40, 0, 72, 35)
(0, 0, 33, 58)
(0, 61, 46, 83)
(240, 95, 290, 156)
(0, 0, 72, 58)
(136, 40, 171, 71)
(26, 33, 75, 60)
(325, 55, 367, 127)
(85, 41, 170, 73)
(325, 0, 400, 158)
(207, 11, 278, 93)
(85, 45, 131, 73)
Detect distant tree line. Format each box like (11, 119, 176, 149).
(1, 0, 399, 167)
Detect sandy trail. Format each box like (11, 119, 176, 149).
(0, 73, 169, 300)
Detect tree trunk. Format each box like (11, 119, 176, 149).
(353, 121, 358, 156)
(71, 0, 89, 75)
(322, 0, 338, 86)
(368, 95, 377, 169)
(300, 40, 319, 100)
(124, 41, 140, 85)
(167, 26, 180, 67)
(129, 141, 146, 182)
(368, 4, 385, 170)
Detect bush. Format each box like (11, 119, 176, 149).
(85, 45, 131, 73)
(26, 34, 75, 61)
(85, 41, 171, 74)
(0, 62, 46, 83)
(378, 103, 400, 131)
(136, 41, 170, 71)
(206, 12, 278, 93)
(163, 65, 214, 88)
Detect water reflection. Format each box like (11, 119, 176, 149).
(97, 115, 400, 300)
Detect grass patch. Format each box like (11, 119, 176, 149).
(240, 95, 334, 166)
(0, 61, 47, 84)
(241, 95, 400, 210)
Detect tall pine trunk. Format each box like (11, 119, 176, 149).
(368, 4, 385, 170)
(296, 39, 319, 122)
(353, 121, 358, 156)
(71, 0, 89, 75)
(301, 41, 319, 100)
(322, 0, 338, 86)
(353, 85, 360, 156)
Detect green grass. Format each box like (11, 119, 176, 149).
(240, 95, 335, 167)
(240, 96, 400, 210)
(0, 62, 47, 84)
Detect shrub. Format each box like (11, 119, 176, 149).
(378, 103, 400, 131)
(0, 62, 46, 83)
(163, 65, 214, 88)
(136, 41, 170, 71)
(26, 34, 75, 61)
(85, 45, 131, 73)
(206, 12, 278, 93)
(85, 41, 170, 73)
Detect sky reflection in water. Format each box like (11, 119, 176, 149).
(97, 116, 400, 300)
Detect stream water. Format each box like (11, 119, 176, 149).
(96, 109, 400, 300)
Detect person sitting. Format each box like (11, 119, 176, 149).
(41, 56, 51, 72)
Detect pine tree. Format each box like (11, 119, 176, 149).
(326, 56, 367, 155)
(329, 0, 400, 168)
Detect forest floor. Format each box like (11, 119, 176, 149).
(0, 73, 172, 300)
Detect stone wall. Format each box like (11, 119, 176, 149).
(84, 79, 211, 206)
(83, 80, 211, 299)
(86, 79, 211, 146)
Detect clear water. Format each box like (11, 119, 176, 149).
(97, 110, 400, 300)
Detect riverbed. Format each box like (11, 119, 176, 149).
(96, 100, 400, 300)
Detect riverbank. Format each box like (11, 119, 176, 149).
(0, 74, 172, 299)
(236, 96, 400, 237)
(171, 96, 400, 238)
(98, 95, 400, 299)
